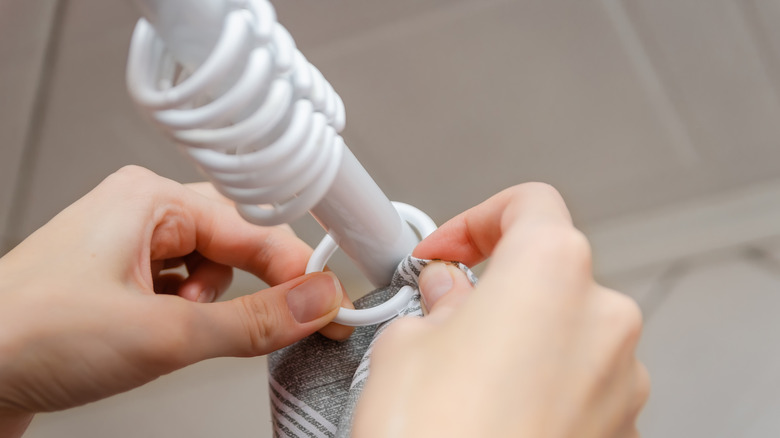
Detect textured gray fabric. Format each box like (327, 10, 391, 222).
(267, 256, 477, 438)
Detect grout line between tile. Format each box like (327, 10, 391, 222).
(637, 242, 780, 321)
(614, 0, 707, 164)
(2, 0, 69, 255)
(599, 0, 698, 166)
(304, 0, 515, 61)
(637, 261, 688, 321)
(735, 0, 780, 114)
(743, 246, 780, 277)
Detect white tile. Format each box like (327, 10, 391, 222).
(746, 0, 780, 83)
(280, 0, 780, 231)
(586, 177, 780, 276)
(625, 0, 780, 169)
(16, 0, 780, 244)
(637, 256, 780, 437)
(273, 0, 472, 55)
(751, 0, 780, 44)
(599, 0, 697, 164)
(13, 0, 202, 242)
(312, 0, 694, 226)
(754, 236, 780, 263)
(0, 1, 54, 63)
(0, 1, 56, 244)
(24, 357, 273, 438)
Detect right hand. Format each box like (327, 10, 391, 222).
(354, 183, 649, 438)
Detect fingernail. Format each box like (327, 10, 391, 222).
(419, 262, 454, 310)
(198, 288, 217, 303)
(287, 272, 342, 323)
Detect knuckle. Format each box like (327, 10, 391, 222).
(559, 228, 592, 263)
(100, 166, 161, 200)
(619, 295, 644, 339)
(528, 226, 593, 273)
(636, 362, 651, 407)
(109, 165, 156, 184)
(508, 181, 564, 203)
(233, 295, 282, 355)
(603, 290, 644, 344)
(141, 303, 197, 369)
(161, 324, 193, 366)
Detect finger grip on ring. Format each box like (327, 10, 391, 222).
(306, 202, 437, 326)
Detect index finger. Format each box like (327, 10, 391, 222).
(182, 181, 312, 284)
(93, 167, 313, 287)
(181, 184, 314, 286)
(412, 182, 572, 266)
(183, 179, 356, 339)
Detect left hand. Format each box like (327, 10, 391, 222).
(0, 166, 350, 435)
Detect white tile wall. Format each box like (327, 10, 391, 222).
(743, 0, 780, 94)
(586, 177, 780, 276)
(8, 0, 203, 242)
(4, 0, 780, 437)
(0, 1, 57, 247)
(637, 254, 780, 437)
(316, 0, 690, 225)
(625, 0, 780, 170)
(273, 0, 473, 54)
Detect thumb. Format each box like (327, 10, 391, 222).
(187, 271, 344, 359)
(418, 262, 474, 322)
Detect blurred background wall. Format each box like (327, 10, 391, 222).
(2, 0, 780, 436)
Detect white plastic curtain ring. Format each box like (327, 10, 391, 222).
(306, 202, 437, 326)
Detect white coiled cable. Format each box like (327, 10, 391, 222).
(125, 0, 434, 326)
(127, 0, 346, 226)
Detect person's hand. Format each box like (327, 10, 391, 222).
(0, 166, 351, 436)
(354, 183, 649, 438)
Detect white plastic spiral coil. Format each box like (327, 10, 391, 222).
(126, 0, 436, 326)
(126, 0, 347, 226)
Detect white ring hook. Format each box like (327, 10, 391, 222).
(306, 202, 437, 326)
